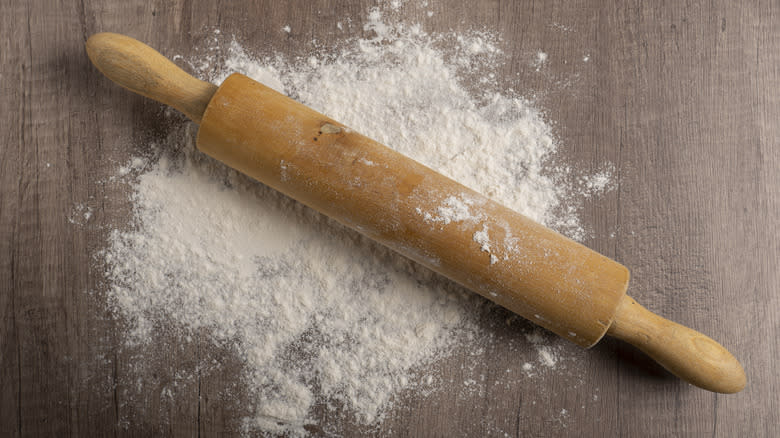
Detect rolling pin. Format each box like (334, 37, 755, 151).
(85, 33, 746, 393)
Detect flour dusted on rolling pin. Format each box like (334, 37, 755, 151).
(100, 5, 611, 436)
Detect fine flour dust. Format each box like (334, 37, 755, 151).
(100, 5, 610, 436)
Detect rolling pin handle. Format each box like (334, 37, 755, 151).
(607, 295, 746, 393)
(85, 33, 217, 123)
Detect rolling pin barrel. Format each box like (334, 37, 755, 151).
(198, 72, 630, 348)
(85, 32, 746, 394)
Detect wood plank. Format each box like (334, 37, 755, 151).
(0, 0, 25, 435)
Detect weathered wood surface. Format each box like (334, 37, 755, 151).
(1, 0, 777, 436)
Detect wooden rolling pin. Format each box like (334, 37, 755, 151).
(86, 33, 746, 393)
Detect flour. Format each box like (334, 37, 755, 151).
(538, 346, 558, 368)
(534, 51, 549, 71)
(473, 225, 498, 265)
(418, 195, 482, 225)
(583, 168, 614, 196)
(68, 203, 93, 225)
(100, 4, 610, 437)
(473, 225, 491, 253)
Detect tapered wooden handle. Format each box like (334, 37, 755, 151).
(85, 32, 217, 123)
(607, 295, 746, 393)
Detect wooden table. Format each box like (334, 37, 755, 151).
(1, 1, 778, 436)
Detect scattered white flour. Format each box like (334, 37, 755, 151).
(538, 346, 558, 368)
(99, 4, 610, 437)
(581, 167, 614, 197)
(534, 51, 548, 71)
(524, 327, 562, 369)
(116, 156, 148, 177)
(473, 225, 491, 253)
(418, 195, 481, 225)
(472, 225, 498, 265)
(68, 203, 93, 225)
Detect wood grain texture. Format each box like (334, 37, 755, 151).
(0, 0, 777, 437)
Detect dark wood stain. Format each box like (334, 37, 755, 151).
(1, 0, 778, 436)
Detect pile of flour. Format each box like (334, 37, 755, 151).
(102, 5, 606, 436)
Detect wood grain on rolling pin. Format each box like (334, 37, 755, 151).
(198, 73, 630, 347)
